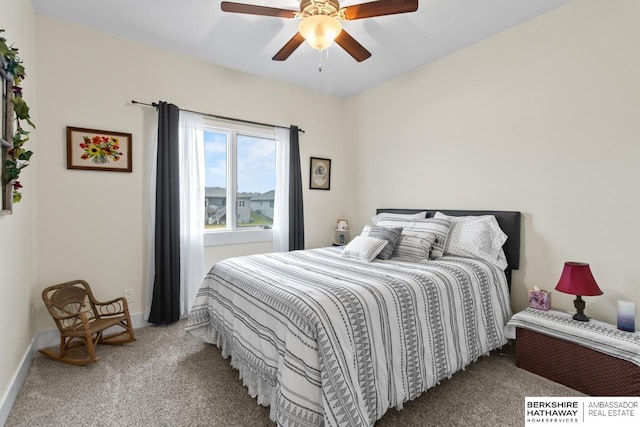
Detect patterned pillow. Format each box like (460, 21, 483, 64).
(371, 211, 427, 225)
(361, 225, 403, 260)
(376, 217, 452, 259)
(434, 212, 508, 269)
(392, 233, 436, 259)
(340, 236, 388, 262)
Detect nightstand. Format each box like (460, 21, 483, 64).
(333, 229, 350, 246)
(507, 308, 640, 396)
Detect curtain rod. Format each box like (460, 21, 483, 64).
(131, 100, 304, 133)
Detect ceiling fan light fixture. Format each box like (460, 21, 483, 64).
(221, 0, 418, 62)
(298, 15, 343, 51)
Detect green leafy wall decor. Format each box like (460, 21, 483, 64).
(1, 29, 35, 204)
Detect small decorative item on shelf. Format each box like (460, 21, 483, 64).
(529, 286, 551, 311)
(617, 300, 636, 333)
(336, 218, 349, 231)
(334, 218, 350, 246)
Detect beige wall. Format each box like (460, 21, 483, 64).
(34, 15, 356, 330)
(348, 0, 640, 324)
(0, 0, 38, 412)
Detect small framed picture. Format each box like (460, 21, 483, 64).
(67, 126, 132, 172)
(309, 157, 331, 190)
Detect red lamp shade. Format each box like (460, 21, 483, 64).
(555, 262, 603, 296)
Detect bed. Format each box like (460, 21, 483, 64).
(186, 209, 521, 426)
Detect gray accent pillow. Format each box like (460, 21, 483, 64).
(361, 225, 403, 260)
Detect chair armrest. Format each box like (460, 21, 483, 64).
(54, 311, 85, 321)
(97, 296, 127, 306)
(94, 297, 129, 316)
(59, 310, 93, 330)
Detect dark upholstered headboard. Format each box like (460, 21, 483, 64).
(376, 209, 521, 287)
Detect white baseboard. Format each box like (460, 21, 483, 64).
(0, 336, 35, 427)
(0, 312, 149, 425)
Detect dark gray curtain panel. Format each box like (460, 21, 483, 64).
(288, 126, 305, 251)
(149, 101, 181, 324)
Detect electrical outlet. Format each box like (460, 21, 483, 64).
(123, 289, 134, 303)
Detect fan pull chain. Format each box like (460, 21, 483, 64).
(318, 48, 331, 72)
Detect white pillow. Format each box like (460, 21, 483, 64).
(341, 236, 388, 262)
(376, 217, 452, 259)
(371, 211, 427, 225)
(434, 212, 508, 269)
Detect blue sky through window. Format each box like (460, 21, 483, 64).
(204, 131, 276, 194)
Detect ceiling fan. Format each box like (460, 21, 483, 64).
(220, 0, 419, 62)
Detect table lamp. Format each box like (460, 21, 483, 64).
(555, 262, 602, 322)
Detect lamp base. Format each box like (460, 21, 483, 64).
(573, 295, 590, 322)
(572, 312, 590, 322)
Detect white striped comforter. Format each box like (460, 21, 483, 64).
(186, 247, 512, 426)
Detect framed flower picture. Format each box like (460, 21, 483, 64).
(67, 126, 132, 172)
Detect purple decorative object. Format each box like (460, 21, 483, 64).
(617, 300, 636, 333)
(529, 289, 551, 311)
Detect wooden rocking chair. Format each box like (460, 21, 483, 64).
(40, 279, 136, 365)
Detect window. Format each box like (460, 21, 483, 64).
(203, 122, 276, 246)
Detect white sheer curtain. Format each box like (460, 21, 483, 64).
(273, 127, 290, 252)
(144, 111, 158, 321)
(178, 111, 205, 316)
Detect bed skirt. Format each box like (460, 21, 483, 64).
(189, 320, 282, 421)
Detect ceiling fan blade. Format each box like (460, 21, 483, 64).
(221, 2, 297, 18)
(343, 0, 418, 20)
(334, 30, 371, 62)
(272, 33, 306, 61)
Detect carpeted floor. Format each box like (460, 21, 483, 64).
(6, 320, 583, 426)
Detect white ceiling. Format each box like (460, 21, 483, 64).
(31, 0, 571, 98)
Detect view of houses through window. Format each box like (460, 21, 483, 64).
(204, 127, 276, 231)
